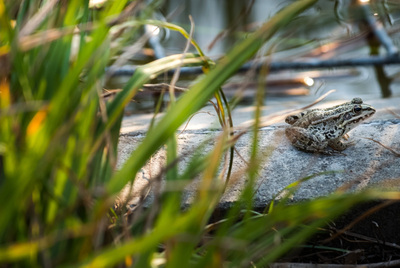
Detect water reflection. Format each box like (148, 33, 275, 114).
(116, 0, 400, 112)
(159, 0, 400, 99)
(303, 77, 314, 87)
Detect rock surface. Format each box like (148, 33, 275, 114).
(116, 98, 400, 210)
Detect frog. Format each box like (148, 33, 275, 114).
(285, 98, 376, 155)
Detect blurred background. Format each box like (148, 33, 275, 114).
(106, 0, 400, 128)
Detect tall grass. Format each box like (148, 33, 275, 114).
(0, 0, 397, 267)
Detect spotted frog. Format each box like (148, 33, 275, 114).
(285, 98, 376, 154)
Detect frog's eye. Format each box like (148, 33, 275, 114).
(351, 98, 363, 104)
(353, 106, 362, 113)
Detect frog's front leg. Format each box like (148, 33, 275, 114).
(328, 138, 356, 151)
(285, 127, 330, 154)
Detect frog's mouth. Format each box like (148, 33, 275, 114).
(352, 110, 375, 123)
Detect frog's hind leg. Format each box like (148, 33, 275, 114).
(285, 127, 330, 154)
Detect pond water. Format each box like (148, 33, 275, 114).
(116, 0, 400, 113)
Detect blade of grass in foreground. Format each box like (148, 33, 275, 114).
(80, 190, 399, 267)
(78, 0, 319, 266)
(107, 0, 318, 195)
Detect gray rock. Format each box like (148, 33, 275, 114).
(117, 118, 400, 211)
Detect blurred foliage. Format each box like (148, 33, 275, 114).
(0, 0, 398, 267)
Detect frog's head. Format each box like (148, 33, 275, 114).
(340, 98, 376, 133)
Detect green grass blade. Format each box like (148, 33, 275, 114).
(108, 0, 318, 195)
